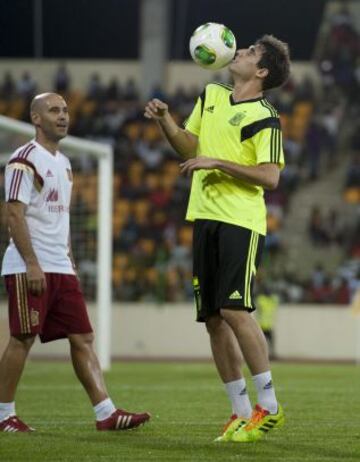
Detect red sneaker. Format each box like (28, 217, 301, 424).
(0, 415, 35, 432)
(96, 409, 150, 431)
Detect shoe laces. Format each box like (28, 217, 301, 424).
(244, 405, 268, 431)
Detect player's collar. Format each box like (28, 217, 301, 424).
(229, 95, 265, 106)
(33, 140, 59, 158)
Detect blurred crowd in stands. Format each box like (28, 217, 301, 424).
(265, 3, 360, 305)
(0, 3, 359, 305)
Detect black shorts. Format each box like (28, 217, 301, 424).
(192, 219, 264, 322)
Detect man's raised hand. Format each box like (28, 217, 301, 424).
(144, 98, 169, 120)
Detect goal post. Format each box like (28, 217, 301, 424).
(0, 115, 113, 370)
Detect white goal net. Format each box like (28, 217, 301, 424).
(0, 115, 113, 370)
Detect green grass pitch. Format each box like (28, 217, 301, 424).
(0, 361, 359, 461)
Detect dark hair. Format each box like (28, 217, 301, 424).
(256, 35, 291, 91)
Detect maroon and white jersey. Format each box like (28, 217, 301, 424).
(1, 140, 75, 275)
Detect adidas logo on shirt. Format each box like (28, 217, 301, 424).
(46, 169, 54, 177)
(205, 105, 215, 113)
(229, 290, 242, 300)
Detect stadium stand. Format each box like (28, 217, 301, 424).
(0, 5, 359, 305)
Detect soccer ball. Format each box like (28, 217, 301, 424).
(189, 22, 237, 70)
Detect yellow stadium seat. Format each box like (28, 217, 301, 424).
(344, 187, 360, 204)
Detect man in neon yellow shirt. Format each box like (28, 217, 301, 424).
(145, 34, 290, 443)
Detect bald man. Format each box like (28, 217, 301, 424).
(0, 93, 150, 432)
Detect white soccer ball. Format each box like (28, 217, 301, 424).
(189, 22, 237, 70)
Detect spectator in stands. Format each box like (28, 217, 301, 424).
(349, 269, 360, 302)
(131, 237, 156, 271)
(87, 73, 104, 101)
(350, 122, 360, 153)
(270, 77, 295, 114)
(120, 161, 147, 200)
(150, 209, 169, 237)
(311, 263, 326, 289)
(345, 153, 360, 189)
(123, 78, 139, 102)
(53, 64, 71, 94)
(294, 75, 315, 102)
(102, 102, 127, 137)
(320, 3, 359, 98)
(117, 215, 140, 251)
(168, 226, 192, 277)
(150, 84, 166, 101)
(305, 120, 324, 181)
(170, 85, 188, 108)
(308, 206, 329, 245)
(354, 57, 360, 103)
(0, 72, 16, 100)
(330, 3, 353, 28)
(105, 77, 122, 102)
(323, 102, 344, 166)
(140, 267, 162, 302)
(121, 267, 141, 301)
(333, 277, 350, 305)
(16, 71, 37, 100)
(148, 174, 174, 210)
(278, 161, 300, 194)
(348, 217, 360, 258)
(306, 275, 334, 304)
(265, 208, 282, 254)
(136, 136, 164, 170)
(325, 208, 345, 245)
(282, 273, 305, 303)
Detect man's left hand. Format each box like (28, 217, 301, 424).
(180, 156, 218, 176)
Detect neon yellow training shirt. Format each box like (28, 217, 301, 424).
(184, 82, 285, 236)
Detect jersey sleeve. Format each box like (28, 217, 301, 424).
(5, 158, 43, 204)
(183, 90, 205, 136)
(242, 117, 285, 169)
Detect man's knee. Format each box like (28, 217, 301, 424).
(68, 333, 95, 350)
(205, 315, 227, 337)
(10, 334, 36, 352)
(220, 307, 250, 325)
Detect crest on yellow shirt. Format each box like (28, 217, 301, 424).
(228, 112, 246, 126)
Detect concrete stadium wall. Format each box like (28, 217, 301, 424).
(0, 60, 318, 95)
(0, 303, 359, 362)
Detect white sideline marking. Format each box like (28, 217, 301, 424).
(19, 384, 290, 393)
(19, 384, 224, 391)
(27, 420, 219, 426)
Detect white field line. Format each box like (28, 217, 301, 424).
(19, 384, 291, 392)
(19, 384, 224, 391)
(28, 420, 217, 425)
